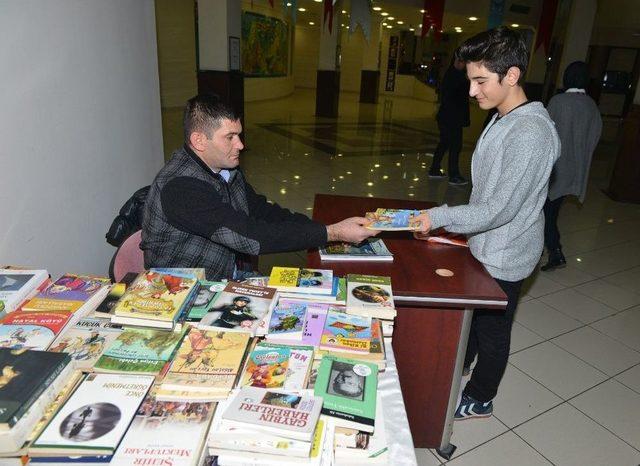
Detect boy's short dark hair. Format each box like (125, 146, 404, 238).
(183, 94, 241, 143)
(563, 61, 589, 90)
(458, 27, 529, 84)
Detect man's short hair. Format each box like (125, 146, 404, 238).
(183, 94, 241, 143)
(458, 27, 529, 84)
(563, 61, 590, 90)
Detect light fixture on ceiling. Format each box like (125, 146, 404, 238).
(342, 10, 346, 14)
(388, 16, 395, 20)
(298, 7, 305, 12)
(309, 21, 314, 25)
(382, 22, 387, 26)
(387, 25, 392, 28)
(420, 9, 425, 13)
(511, 23, 520, 27)
(409, 27, 415, 31)
(373, 6, 382, 11)
(286, 2, 292, 6)
(468, 16, 478, 21)
(381, 12, 389, 16)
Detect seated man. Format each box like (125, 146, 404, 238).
(142, 94, 375, 280)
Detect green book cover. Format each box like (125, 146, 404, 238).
(336, 278, 347, 302)
(93, 328, 185, 374)
(313, 356, 378, 432)
(185, 280, 226, 322)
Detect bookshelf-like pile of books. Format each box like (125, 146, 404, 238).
(0, 265, 395, 465)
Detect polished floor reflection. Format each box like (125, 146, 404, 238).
(162, 88, 640, 465)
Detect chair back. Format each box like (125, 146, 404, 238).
(109, 230, 144, 282)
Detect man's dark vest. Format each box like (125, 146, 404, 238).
(141, 147, 249, 280)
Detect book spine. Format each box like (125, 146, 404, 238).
(3, 358, 70, 428)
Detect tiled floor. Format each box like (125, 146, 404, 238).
(162, 88, 640, 465)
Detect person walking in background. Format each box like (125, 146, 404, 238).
(541, 61, 603, 271)
(428, 50, 471, 186)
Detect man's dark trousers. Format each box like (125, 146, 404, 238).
(432, 121, 463, 177)
(463, 278, 523, 402)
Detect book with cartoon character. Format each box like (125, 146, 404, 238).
(0, 311, 74, 351)
(111, 272, 198, 329)
(319, 310, 372, 354)
(22, 274, 110, 313)
(364, 208, 423, 231)
(238, 346, 290, 389)
(268, 267, 333, 295)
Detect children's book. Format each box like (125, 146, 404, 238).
(184, 281, 226, 323)
(160, 328, 252, 397)
(93, 327, 185, 375)
(254, 342, 314, 392)
(268, 268, 333, 295)
(0, 269, 49, 317)
(313, 356, 378, 433)
(48, 318, 123, 371)
(0, 311, 74, 351)
(365, 208, 423, 231)
(111, 390, 215, 466)
(276, 276, 345, 305)
(92, 283, 127, 318)
(0, 348, 71, 430)
(22, 274, 110, 313)
(111, 272, 198, 329)
(346, 274, 396, 320)
(319, 238, 393, 262)
(238, 346, 290, 389)
(149, 267, 206, 280)
(266, 300, 306, 340)
(300, 303, 330, 347)
(222, 387, 323, 442)
(32, 373, 154, 455)
(197, 282, 277, 336)
(319, 310, 372, 354)
(427, 230, 469, 247)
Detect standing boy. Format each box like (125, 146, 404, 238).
(414, 27, 560, 419)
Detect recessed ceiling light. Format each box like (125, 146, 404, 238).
(397, 21, 404, 24)
(298, 7, 305, 12)
(373, 6, 381, 11)
(381, 12, 389, 16)
(511, 23, 520, 27)
(286, 2, 292, 6)
(409, 27, 415, 31)
(388, 16, 395, 20)
(342, 10, 346, 14)
(456, 29, 462, 33)
(313, 0, 321, 2)
(309, 21, 314, 25)
(420, 9, 426, 13)
(387, 25, 392, 28)
(382, 23, 387, 26)
(468, 16, 478, 21)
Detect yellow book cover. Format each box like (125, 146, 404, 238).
(268, 267, 300, 289)
(113, 272, 197, 322)
(161, 328, 251, 391)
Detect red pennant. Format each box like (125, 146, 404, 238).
(421, 0, 445, 41)
(323, 0, 334, 33)
(535, 0, 558, 55)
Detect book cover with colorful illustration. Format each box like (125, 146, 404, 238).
(184, 280, 226, 322)
(346, 274, 396, 319)
(161, 328, 251, 392)
(197, 282, 276, 335)
(319, 238, 393, 262)
(255, 342, 314, 392)
(0, 311, 73, 351)
(365, 208, 423, 231)
(48, 318, 124, 371)
(301, 302, 330, 346)
(0, 269, 49, 317)
(238, 346, 290, 389)
(268, 267, 333, 295)
(313, 356, 378, 432)
(112, 272, 197, 323)
(22, 274, 110, 313)
(319, 310, 372, 353)
(267, 301, 306, 339)
(93, 283, 127, 317)
(93, 327, 185, 374)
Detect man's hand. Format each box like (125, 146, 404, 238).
(412, 212, 432, 240)
(327, 217, 379, 244)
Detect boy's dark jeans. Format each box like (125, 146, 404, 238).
(463, 278, 524, 403)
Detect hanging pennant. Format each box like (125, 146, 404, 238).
(421, 0, 445, 41)
(535, 0, 558, 56)
(323, 0, 334, 33)
(350, 0, 371, 42)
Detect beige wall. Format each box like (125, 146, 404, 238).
(294, 24, 320, 89)
(155, 0, 197, 108)
(340, 28, 366, 93)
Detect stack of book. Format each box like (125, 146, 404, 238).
(346, 274, 396, 321)
(319, 238, 393, 262)
(208, 387, 328, 465)
(157, 327, 252, 401)
(22, 274, 111, 315)
(0, 349, 73, 454)
(110, 271, 198, 330)
(0, 268, 49, 317)
(269, 267, 345, 305)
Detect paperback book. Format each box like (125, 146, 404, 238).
(92, 283, 127, 318)
(427, 230, 469, 247)
(0, 311, 73, 351)
(48, 318, 123, 371)
(184, 280, 226, 322)
(0, 269, 49, 317)
(346, 274, 396, 320)
(111, 390, 215, 466)
(313, 356, 378, 432)
(93, 327, 185, 375)
(268, 268, 333, 295)
(111, 272, 198, 329)
(277, 276, 344, 304)
(266, 299, 307, 340)
(22, 274, 110, 313)
(319, 239, 393, 262)
(254, 342, 314, 392)
(32, 373, 154, 455)
(149, 268, 206, 280)
(222, 387, 323, 442)
(160, 328, 252, 398)
(365, 208, 423, 231)
(300, 303, 330, 347)
(198, 282, 277, 336)
(319, 310, 372, 354)
(238, 346, 290, 389)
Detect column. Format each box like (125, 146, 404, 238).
(196, 0, 244, 117)
(555, 0, 597, 87)
(316, 8, 342, 117)
(360, 16, 381, 103)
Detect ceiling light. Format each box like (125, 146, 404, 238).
(341, 23, 345, 27)
(397, 21, 404, 24)
(409, 27, 415, 31)
(286, 2, 292, 5)
(387, 25, 392, 28)
(468, 16, 478, 21)
(420, 9, 426, 13)
(367, 182, 374, 186)
(511, 23, 520, 27)
(381, 12, 389, 16)
(456, 29, 462, 33)
(298, 7, 305, 12)
(373, 6, 381, 11)
(388, 17, 395, 20)
(313, 0, 321, 2)
(342, 10, 347, 14)
(309, 21, 314, 25)
(382, 23, 387, 26)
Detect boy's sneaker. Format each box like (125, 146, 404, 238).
(454, 393, 493, 420)
(428, 168, 446, 179)
(448, 175, 469, 186)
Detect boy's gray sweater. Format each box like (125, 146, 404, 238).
(428, 102, 560, 282)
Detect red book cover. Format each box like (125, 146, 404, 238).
(0, 310, 72, 351)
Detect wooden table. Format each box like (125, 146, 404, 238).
(308, 194, 507, 458)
